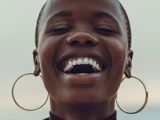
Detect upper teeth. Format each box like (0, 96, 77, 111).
(63, 57, 101, 72)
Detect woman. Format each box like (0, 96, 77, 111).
(12, 0, 149, 119)
(33, 0, 134, 119)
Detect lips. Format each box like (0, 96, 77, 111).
(55, 52, 109, 75)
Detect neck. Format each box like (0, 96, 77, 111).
(50, 99, 116, 120)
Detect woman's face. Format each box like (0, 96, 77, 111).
(35, 0, 131, 105)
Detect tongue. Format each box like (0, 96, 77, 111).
(69, 64, 95, 74)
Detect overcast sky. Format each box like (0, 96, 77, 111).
(0, 0, 160, 120)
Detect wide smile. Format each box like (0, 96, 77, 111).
(56, 54, 108, 74)
(54, 52, 110, 85)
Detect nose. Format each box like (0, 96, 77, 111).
(66, 32, 99, 47)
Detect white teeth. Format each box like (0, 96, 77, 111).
(83, 58, 89, 64)
(63, 57, 102, 73)
(78, 73, 88, 75)
(69, 61, 72, 65)
(72, 60, 76, 65)
(88, 59, 93, 65)
(77, 59, 82, 65)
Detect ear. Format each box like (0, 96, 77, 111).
(33, 49, 41, 76)
(124, 49, 133, 78)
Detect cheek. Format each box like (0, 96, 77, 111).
(37, 36, 62, 94)
(102, 37, 127, 70)
(102, 37, 127, 93)
(109, 40, 127, 71)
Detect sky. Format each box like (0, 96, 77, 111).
(0, 0, 160, 120)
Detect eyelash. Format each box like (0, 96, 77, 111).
(47, 25, 116, 36)
(47, 25, 72, 35)
(94, 26, 116, 36)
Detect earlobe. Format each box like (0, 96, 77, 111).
(124, 49, 133, 78)
(33, 49, 41, 76)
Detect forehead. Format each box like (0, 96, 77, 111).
(47, 0, 119, 10)
(43, 0, 123, 21)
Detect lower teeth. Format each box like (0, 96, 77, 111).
(78, 73, 88, 75)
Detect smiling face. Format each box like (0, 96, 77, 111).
(34, 0, 132, 106)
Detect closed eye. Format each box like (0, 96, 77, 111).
(94, 26, 116, 36)
(47, 25, 72, 35)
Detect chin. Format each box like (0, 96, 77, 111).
(54, 86, 109, 108)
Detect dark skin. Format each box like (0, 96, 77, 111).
(33, 0, 133, 120)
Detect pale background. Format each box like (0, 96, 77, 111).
(0, 0, 159, 120)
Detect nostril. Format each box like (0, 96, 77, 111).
(66, 32, 99, 46)
(85, 40, 94, 46)
(69, 39, 96, 46)
(70, 40, 79, 46)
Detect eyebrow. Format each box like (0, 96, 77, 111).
(93, 11, 121, 25)
(93, 11, 117, 19)
(50, 11, 72, 17)
(44, 11, 72, 29)
(46, 11, 72, 23)
(47, 10, 118, 20)
(46, 10, 121, 30)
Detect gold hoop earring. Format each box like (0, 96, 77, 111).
(12, 73, 49, 111)
(116, 76, 148, 114)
